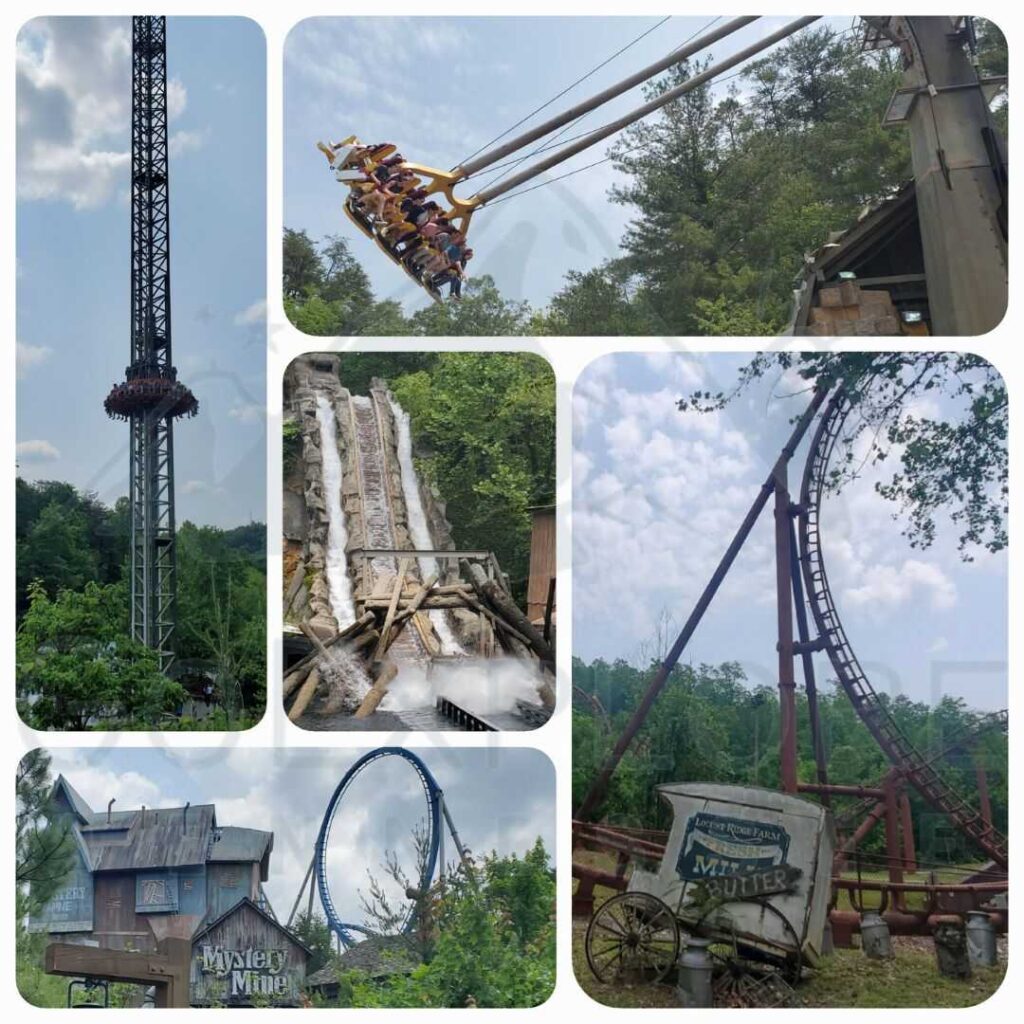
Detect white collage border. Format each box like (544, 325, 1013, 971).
(2, 2, 1020, 1020)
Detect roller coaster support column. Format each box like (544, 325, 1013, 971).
(286, 852, 316, 929)
(789, 518, 829, 801)
(899, 791, 918, 873)
(884, 776, 904, 885)
(575, 387, 827, 820)
(774, 467, 798, 794)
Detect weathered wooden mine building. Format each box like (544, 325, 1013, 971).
(30, 776, 310, 1007)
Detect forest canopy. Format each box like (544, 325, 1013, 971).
(573, 656, 1007, 864)
(15, 478, 266, 730)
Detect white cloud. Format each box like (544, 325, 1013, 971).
(16, 340, 52, 377)
(233, 299, 267, 327)
(17, 17, 189, 209)
(181, 478, 226, 495)
(169, 128, 206, 157)
(844, 558, 957, 612)
(228, 403, 264, 425)
(47, 753, 183, 812)
(17, 439, 60, 461)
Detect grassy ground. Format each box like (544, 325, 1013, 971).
(573, 923, 1007, 1009)
(797, 940, 1006, 1008)
(572, 854, 1006, 1008)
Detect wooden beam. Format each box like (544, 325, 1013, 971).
(379, 573, 437, 654)
(353, 661, 399, 718)
(373, 558, 410, 661)
(45, 939, 191, 1008)
(284, 611, 374, 680)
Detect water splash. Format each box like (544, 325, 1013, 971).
(318, 643, 372, 713)
(388, 395, 465, 656)
(381, 659, 543, 715)
(316, 393, 356, 628)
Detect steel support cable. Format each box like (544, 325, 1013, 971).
(455, 14, 674, 171)
(471, 16, 723, 196)
(455, 16, 759, 179)
(474, 16, 820, 205)
(531, 22, 865, 161)
(797, 390, 1008, 868)
(481, 22, 872, 209)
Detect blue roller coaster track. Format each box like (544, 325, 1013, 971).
(314, 747, 443, 947)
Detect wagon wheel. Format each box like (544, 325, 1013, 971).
(585, 892, 681, 986)
(694, 898, 803, 1007)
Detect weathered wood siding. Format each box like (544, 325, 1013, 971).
(190, 902, 308, 1006)
(526, 506, 556, 623)
(206, 861, 259, 921)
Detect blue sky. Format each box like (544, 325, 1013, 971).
(43, 747, 555, 932)
(283, 15, 854, 315)
(573, 353, 1008, 712)
(17, 17, 266, 528)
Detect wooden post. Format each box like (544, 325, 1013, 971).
(285, 611, 374, 683)
(463, 561, 554, 665)
(45, 938, 191, 1008)
(379, 573, 437, 654)
(374, 558, 410, 661)
(288, 667, 321, 722)
(353, 662, 399, 718)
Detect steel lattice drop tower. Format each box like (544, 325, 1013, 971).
(104, 16, 197, 673)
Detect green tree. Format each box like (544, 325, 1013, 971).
(388, 352, 555, 601)
(283, 227, 325, 299)
(16, 750, 74, 914)
(17, 501, 99, 602)
(16, 580, 184, 730)
(332, 841, 555, 1008)
(292, 910, 335, 975)
(551, 29, 908, 335)
(176, 522, 267, 717)
(409, 275, 531, 336)
(681, 352, 1007, 557)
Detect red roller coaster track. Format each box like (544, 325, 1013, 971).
(798, 389, 1007, 867)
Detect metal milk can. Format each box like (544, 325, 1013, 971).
(860, 910, 892, 959)
(677, 935, 714, 1008)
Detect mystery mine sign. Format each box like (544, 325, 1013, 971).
(200, 945, 290, 997)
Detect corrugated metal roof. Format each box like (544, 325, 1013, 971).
(208, 826, 273, 864)
(83, 804, 217, 871)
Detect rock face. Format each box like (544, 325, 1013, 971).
(283, 354, 352, 635)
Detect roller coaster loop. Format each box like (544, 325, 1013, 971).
(314, 747, 442, 947)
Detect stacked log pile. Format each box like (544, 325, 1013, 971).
(284, 564, 555, 723)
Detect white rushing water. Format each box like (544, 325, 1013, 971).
(380, 659, 543, 715)
(316, 393, 357, 628)
(388, 396, 464, 656)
